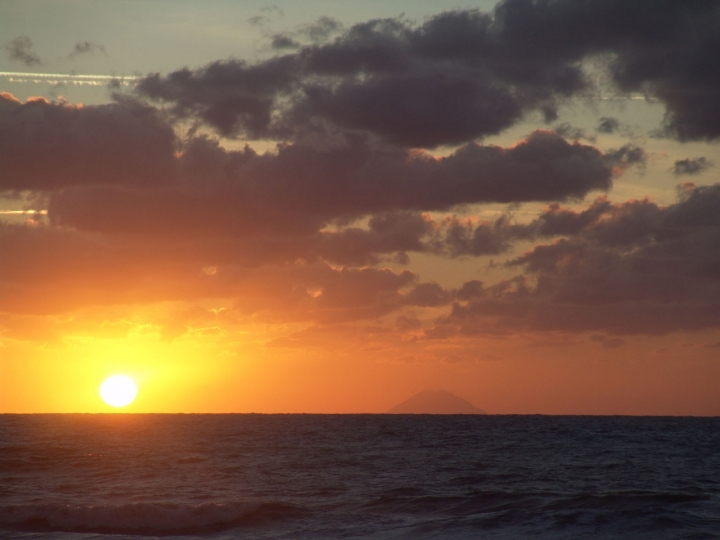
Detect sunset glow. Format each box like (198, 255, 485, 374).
(2, 1, 720, 416)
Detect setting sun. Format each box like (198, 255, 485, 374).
(99, 375, 138, 408)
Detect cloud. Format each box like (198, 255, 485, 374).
(5, 171, 720, 341)
(271, 35, 300, 50)
(589, 334, 625, 348)
(136, 57, 298, 139)
(443, 184, 720, 336)
(672, 157, 713, 177)
(0, 93, 176, 191)
(4, 36, 41, 66)
(134, 2, 720, 145)
(0, 87, 638, 292)
(0, 218, 426, 320)
(134, 10, 583, 146)
(68, 41, 106, 58)
(597, 117, 620, 134)
(271, 17, 343, 50)
(553, 122, 594, 143)
(431, 214, 534, 257)
(307, 212, 435, 266)
(46, 130, 627, 237)
(3, 3, 720, 350)
(490, 0, 720, 141)
(302, 17, 343, 42)
(403, 282, 450, 307)
(260, 5, 283, 16)
(0, 106, 633, 300)
(247, 15, 268, 26)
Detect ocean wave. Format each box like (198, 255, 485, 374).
(359, 488, 711, 523)
(0, 501, 305, 535)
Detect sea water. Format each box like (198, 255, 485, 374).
(0, 414, 719, 539)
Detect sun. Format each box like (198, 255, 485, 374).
(99, 375, 138, 408)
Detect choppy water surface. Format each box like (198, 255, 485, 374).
(1, 415, 719, 539)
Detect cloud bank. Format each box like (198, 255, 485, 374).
(3, 0, 720, 347)
(136, 1, 720, 145)
(442, 184, 720, 336)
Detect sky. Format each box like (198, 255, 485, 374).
(1, 0, 720, 414)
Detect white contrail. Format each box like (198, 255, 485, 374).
(0, 71, 650, 100)
(0, 71, 140, 86)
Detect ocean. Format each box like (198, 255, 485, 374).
(0, 414, 718, 539)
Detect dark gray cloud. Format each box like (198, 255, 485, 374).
(271, 17, 343, 49)
(0, 93, 176, 191)
(603, 144, 647, 169)
(308, 212, 434, 266)
(68, 41, 106, 58)
(271, 35, 300, 50)
(490, 0, 720, 141)
(136, 56, 298, 138)
(4, 36, 41, 66)
(248, 15, 270, 26)
(597, 117, 620, 134)
(403, 282, 451, 307)
(535, 198, 614, 237)
(135, 10, 580, 146)
(431, 214, 535, 258)
(135, 1, 720, 145)
(47, 130, 627, 236)
(442, 184, 720, 336)
(0, 87, 630, 270)
(553, 122, 593, 142)
(0, 110, 633, 301)
(673, 157, 713, 177)
(303, 17, 343, 42)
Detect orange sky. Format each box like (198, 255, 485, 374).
(2, 2, 720, 414)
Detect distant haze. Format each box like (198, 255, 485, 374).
(388, 390, 486, 414)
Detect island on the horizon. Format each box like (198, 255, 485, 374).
(387, 390, 486, 414)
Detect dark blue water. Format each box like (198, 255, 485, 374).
(1, 415, 719, 539)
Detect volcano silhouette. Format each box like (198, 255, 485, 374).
(387, 390, 486, 414)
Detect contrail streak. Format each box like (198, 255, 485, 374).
(0, 71, 139, 86)
(0, 71, 649, 101)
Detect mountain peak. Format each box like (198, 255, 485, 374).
(387, 390, 486, 414)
